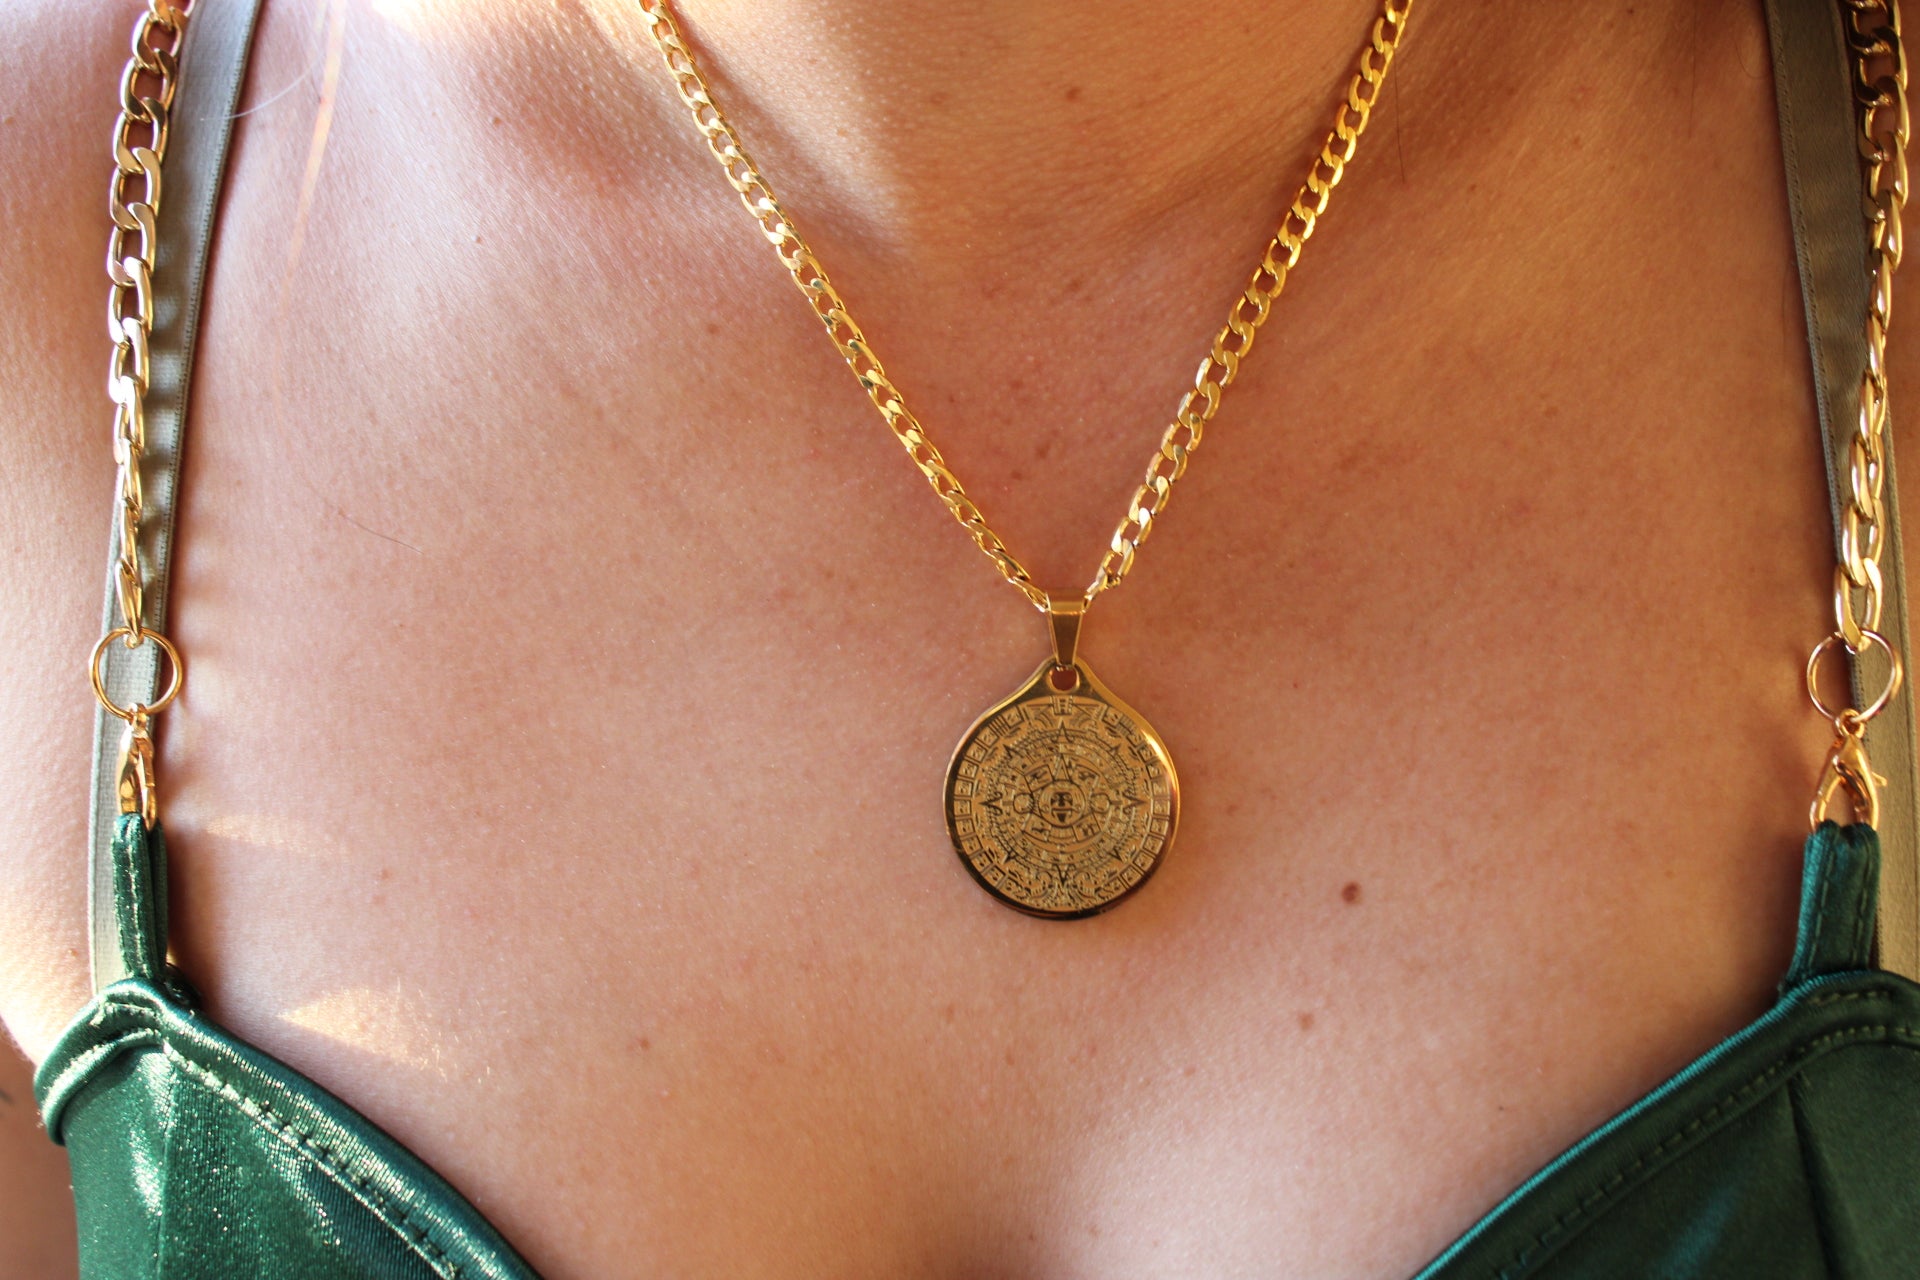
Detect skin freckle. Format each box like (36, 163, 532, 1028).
(1342, 881, 1362, 904)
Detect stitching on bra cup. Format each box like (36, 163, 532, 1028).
(84, 993, 464, 1279)
(1492, 998, 1920, 1278)
(156, 1041, 462, 1276)
(41, 1023, 168, 1131)
(155, 1041, 462, 1277)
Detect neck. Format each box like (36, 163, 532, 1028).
(653, 0, 1397, 255)
(369, 0, 1450, 271)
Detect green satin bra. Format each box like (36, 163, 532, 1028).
(36, 0, 1920, 1274)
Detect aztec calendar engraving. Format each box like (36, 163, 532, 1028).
(945, 664, 1178, 918)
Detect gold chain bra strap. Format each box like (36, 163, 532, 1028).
(1811, 0, 1910, 831)
(91, 0, 190, 831)
(637, 0, 1412, 612)
(84, 0, 263, 988)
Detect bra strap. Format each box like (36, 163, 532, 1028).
(1767, 0, 1920, 979)
(87, 0, 263, 991)
(104, 813, 171, 987)
(1783, 822, 1882, 987)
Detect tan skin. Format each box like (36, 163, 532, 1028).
(0, 1038, 75, 1279)
(2, 0, 1914, 1276)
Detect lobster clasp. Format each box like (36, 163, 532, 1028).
(1812, 719, 1886, 830)
(117, 708, 157, 830)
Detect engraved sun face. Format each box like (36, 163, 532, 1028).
(946, 663, 1177, 918)
(1023, 752, 1098, 832)
(997, 716, 1133, 856)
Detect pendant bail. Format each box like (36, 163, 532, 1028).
(1046, 594, 1085, 671)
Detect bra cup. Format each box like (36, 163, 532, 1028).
(1412, 826, 1920, 1278)
(39, 975, 542, 1280)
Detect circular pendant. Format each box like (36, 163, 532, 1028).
(944, 656, 1179, 918)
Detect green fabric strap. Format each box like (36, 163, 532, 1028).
(1784, 820, 1882, 988)
(88, 0, 265, 991)
(1768, 0, 1920, 979)
(106, 812, 169, 987)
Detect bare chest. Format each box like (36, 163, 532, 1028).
(145, 67, 1841, 1280)
(7, 8, 1864, 1275)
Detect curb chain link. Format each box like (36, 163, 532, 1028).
(1093, 1, 1411, 597)
(637, 0, 1413, 611)
(93, 1, 189, 826)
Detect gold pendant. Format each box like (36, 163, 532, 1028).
(944, 600, 1179, 918)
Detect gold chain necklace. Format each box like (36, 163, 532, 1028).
(638, 0, 1414, 916)
(80, 1, 1912, 920)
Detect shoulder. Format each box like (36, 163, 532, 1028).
(0, 0, 143, 474)
(0, 3, 148, 1058)
(0, 3, 132, 266)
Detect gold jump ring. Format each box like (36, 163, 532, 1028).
(89, 626, 183, 721)
(1806, 627, 1903, 724)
